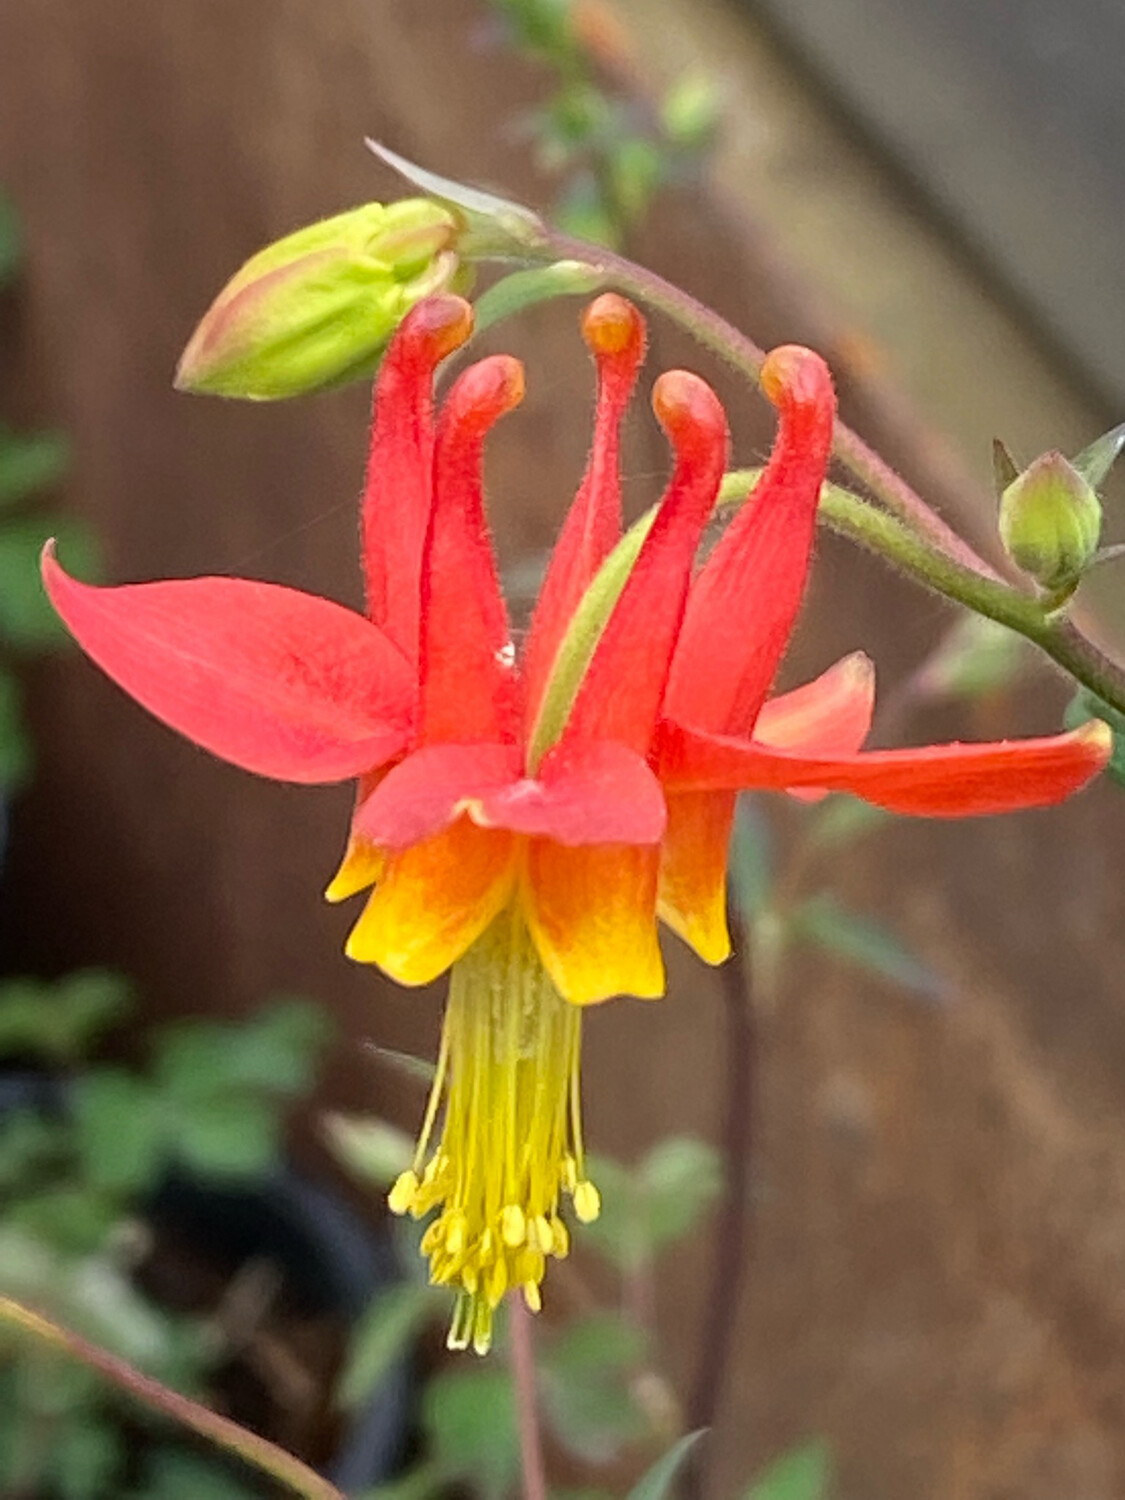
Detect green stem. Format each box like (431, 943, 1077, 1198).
(537, 231, 993, 574)
(0, 1296, 344, 1500)
(817, 483, 1125, 717)
(716, 466, 1125, 717)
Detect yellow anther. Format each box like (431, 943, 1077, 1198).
(550, 1216, 570, 1258)
(562, 1155, 578, 1192)
(444, 1211, 467, 1258)
(523, 1281, 542, 1313)
(501, 1204, 527, 1247)
(387, 1170, 419, 1216)
(573, 1179, 601, 1222)
(420, 1220, 443, 1256)
(532, 1215, 554, 1254)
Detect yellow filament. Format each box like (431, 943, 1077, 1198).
(387, 907, 600, 1352)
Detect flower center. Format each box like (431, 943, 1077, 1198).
(387, 906, 600, 1353)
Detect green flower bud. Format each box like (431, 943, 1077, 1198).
(175, 199, 460, 400)
(998, 450, 1102, 594)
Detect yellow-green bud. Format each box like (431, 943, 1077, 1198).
(175, 199, 460, 400)
(998, 450, 1102, 594)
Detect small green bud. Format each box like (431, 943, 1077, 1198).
(998, 450, 1102, 594)
(175, 199, 460, 400)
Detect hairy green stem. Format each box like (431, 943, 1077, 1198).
(716, 467, 1125, 716)
(538, 231, 993, 574)
(0, 1296, 343, 1500)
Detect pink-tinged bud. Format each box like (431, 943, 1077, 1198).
(175, 200, 460, 400)
(998, 450, 1102, 594)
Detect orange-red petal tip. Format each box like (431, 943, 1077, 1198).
(453, 353, 526, 426)
(760, 343, 834, 409)
(651, 369, 727, 453)
(405, 292, 475, 362)
(581, 293, 646, 358)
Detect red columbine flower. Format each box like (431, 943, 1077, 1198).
(43, 293, 1110, 1351)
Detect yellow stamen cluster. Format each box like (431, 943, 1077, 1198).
(388, 908, 600, 1353)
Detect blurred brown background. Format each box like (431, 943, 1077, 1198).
(2, 2, 1125, 1496)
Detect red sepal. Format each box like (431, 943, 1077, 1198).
(42, 546, 413, 783)
(657, 717, 1112, 816)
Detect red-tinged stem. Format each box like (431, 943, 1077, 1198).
(510, 1297, 549, 1500)
(541, 231, 994, 576)
(683, 904, 757, 1500)
(0, 1296, 344, 1500)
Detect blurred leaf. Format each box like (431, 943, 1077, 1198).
(353, 1461, 445, 1500)
(0, 430, 68, 507)
(72, 1070, 164, 1193)
(339, 1282, 440, 1410)
(803, 796, 889, 855)
(745, 1440, 831, 1500)
(0, 969, 130, 1064)
(140, 1449, 260, 1500)
(584, 1137, 721, 1272)
(422, 1366, 519, 1500)
(661, 69, 722, 148)
(0, 193, 20, 282)
(728, 796, 773, 922)
(1072, 420, 1125, 490)
(540, 1313, 648, 1462)
(50, 1417, 122, 1500)
(913, 615, 1028, 702)
(170, 1092, 280, 1179)
(554, 172, 619, 249)
(626, 1431, 705, 1500)
(156, 999, 328, 1102)
(609, 137, 664, 225)
(3, 1189, 121, 1257)
(1065, 687, 1125, 786)
(640, 1137, 722, 1250)
(0, 1110, 63, 1190)
(324, 1113, 415, 1188)
(474, 262, 602, 339)
(794, 896, 946, 1003)
(0, 515, 95, 648)
(0, 668, 32, 789)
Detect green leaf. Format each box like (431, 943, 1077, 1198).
(324, 1113, 415, 1188)
(0, 193, 20, 282)
(0, 514, 95, 648)
(339, 1282, 442, 1410)
(745, 1440, 831, 1500)
(793, 896, 947, 1003)
(352, 1461, 445, 1500)
(0, 430, 69, 507)
(626, 1431, 705, 1500)
(640, 1137, 722, 1250)
(1071, 420, 1125, 490)
(0, 668, 32, 790)
(473, 262, 603, 337)
(49, 1417, 122, 1500)
(3, 1189, 122, 1257)
(728, 797, 773, 922)
(72, 1070, 165, 1192)
(803, 796, 889, 855)
(583, 1138, 721, 1272)
(170, 1092, 280, 1179)
(540, 1313, 648, 1462)
(1065, 687, 1125, 786)
(0, 969, 130, 1064)
(155, 999, 328, 1102)
(422, 1367, 520, 1500)
(140, 1449, 261, 1500)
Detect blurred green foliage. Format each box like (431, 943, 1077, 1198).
(0, 970, 330, 1500)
